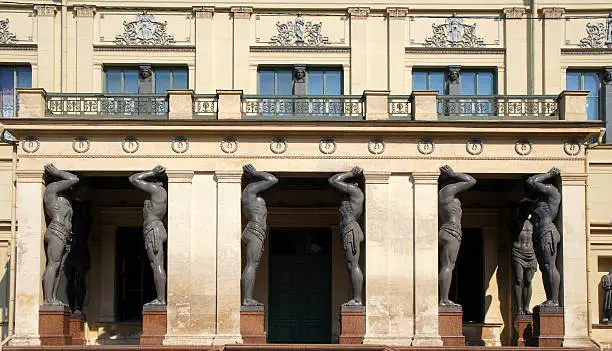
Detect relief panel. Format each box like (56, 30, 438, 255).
(563, 14, 612, 48)
(252, 14, 348, 47)
(95, 10, 194, 46)
(0, 11, 35, 44)
(408, 14, 502, 48)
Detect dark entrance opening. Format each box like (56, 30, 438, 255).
(268, 228, 332, 344)
(450, 228, 485, 323)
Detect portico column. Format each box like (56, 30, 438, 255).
(411, 172, 443, 346)
(11, 170, 45, 346)
(231, 7, 252, 91)
(73, 5, 95, 92)
(560, 173, 593, 347)
(387, 8, 409, 94)
(213, 170, 243, 344)
(194, 7, 215, 93)
(34, 5, 57, 92)
(541, 8, 565, 94)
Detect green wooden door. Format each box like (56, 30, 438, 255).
(268, 228, 332, 344)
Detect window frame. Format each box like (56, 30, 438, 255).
(566, 70, 602, 121)
(257, 66, 344, 95)
(0, 65, 32, 117)
(103, 66, 189, 94)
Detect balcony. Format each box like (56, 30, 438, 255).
(14, 89, 590, 122)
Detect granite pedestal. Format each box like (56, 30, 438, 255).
(514, 314, 534, 346)
(140, 304, 167, 345)
(69, 313, 86, 345)
(531, 305, 564, 347)
(339, 305, 365, 344)
(240, 305, 266, 344)
(439, 305, 465, 346)
(39, 305, 72, 346)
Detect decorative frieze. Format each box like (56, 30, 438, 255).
(541, 7, 564, 19)
(347, 7, 370, 20)
(579, 23, 606, 48)
(73, 5, 95, 17)
(386, 7, 409, 19)
(0, 19, 17, 44)
(503, 7, 526, 19)
(231, 7, 253, 20)
(424, 15, 485, 48)
(114, 11, 175, 46)
(270, 14, 329, 46)
(34, 5, 57, 17)
(193, 7, 215, 19)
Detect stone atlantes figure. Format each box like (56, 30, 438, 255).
(65, 197, 93, 317)
(511, 200, 537, 315)
(329, 166, 365, 306)
(42, 164, 80, 306)
(526, 167, 561, 307)
(129, 165, 168, 305)
(438, 165, 476, 308)
(603, 270, 612, 323)
(241, 164, 278, 306)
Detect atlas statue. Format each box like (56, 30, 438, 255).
(65, 198, 93, 317)
(526, 167, 562, 307)
(438, 165, 476, 308)
(42, 164, 80, 306)
(241, 164, 278, 306)
(329, 166, 365, 306)
(129, 165, 168, 306)
(511, 200, 537, 315)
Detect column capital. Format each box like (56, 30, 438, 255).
(386, 7, 409, 19)
(230, 7, 253, 20)
(73, 5, 95, 17)
(503, 7, 526, 19)
(561, 173, 587, 185)
(166, 171, 194, 183)
(364, 171, 391, 184)
(214, 170, 243, 183)
(193, 6, 215, 18)
(412, 172, 439, 184)
(34, 5, 57, 17)
(16, 170, 44, 183)
(348, 7, 370, 19)
(541, 7, 565, 19)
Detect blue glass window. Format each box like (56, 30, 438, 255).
(0, 66, 31, 117)
(460, 70, 495, 95)
(105, 67, 188, 93)
(258, 68, 342, 95)
(566, 71, 601, 121)
(155, 69, 188, 93)
(412, 70, 446, 95)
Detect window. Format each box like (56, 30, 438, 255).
(566, 71, 601, 121)
(460, 70, 495, 95)
(412, 69, 495, 95)
(412, 70, 447, 95)
(258, 67, 342, 95)
(104, 67, 188, 93)
(0, 66, 31, 117)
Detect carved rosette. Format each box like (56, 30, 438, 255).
(72, 136, 91, 153)
(514, 139, 533, 156)
(270, 14, 329, 46)
(121, 136, 140, 153)
(270, 137, 287, 154)
(21, 136, 40, 153)
(368, 138, 385, 155)
(220, 136, 238, 154)
(424, 15, 485, 48)
(563, 140, 581, 156)
(466, 138, 484, 155)
(171, 136, 189, 153)
(0, 19, 17, 44)
(417, 138, 435, 155)
(319, 137, 336, 154)
(114, 11, 175, 46)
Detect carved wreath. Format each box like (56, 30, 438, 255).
(114, 11, 175, 46)
(270, 14, 329, 46)
(424, 16, 485, 48)
(0, 19, 17, 44)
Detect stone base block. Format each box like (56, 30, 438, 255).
(514, 314, 534, 346)
(240, 305, 266, 344)
(439, 306, 465, 346)
(339, 305, 365, 344)
(39, 305, 72, 346)
(140, 304, 167, 345)
(530, 305, 564, 347)
(69, 314, 86, 345)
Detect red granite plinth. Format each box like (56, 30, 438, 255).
(514, 314, 534, 346)
(39, 305, 72, 346)
(240, 305, 267, 344)
(140, 305, 167, 345)
(69, 314, 86, 345)
(339, 305, 365, 344)
(531, 305, 564, 347)
(439, 307, 465, 346)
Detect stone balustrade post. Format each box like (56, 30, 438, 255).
(217, 90, 243, 120)
(168, 90, 195, 120)
(362, 91, 390, 121)
(17, 88, 47, 118)
(558, 91, 589, 121)
(411, 91, 438, 121)
(411, 172, 443, 346)
(213, 170, 243, 344)
(11, 170, 45, 346)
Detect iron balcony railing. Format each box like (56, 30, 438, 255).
(436, 95, 559, 120)
(46, 93, 169, 118)
(242, 95, 363, 119)
(388, 95, 412, 119)
(193, 94, 218, 118)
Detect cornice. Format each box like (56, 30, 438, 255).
(364, 171, 391, 184)
(405, 47, 505, 55)
(250, 46, 350, 53)
(214, 170, 243, 183)
(561, 48, 612, 55)
(0, 44, 37, 51)
(16, 169, 44, 183)
(93, 45, 195, 52)
(166, 170, 194, 183)
(411, 172, 440, 184)
(561, 172, 587, 185)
